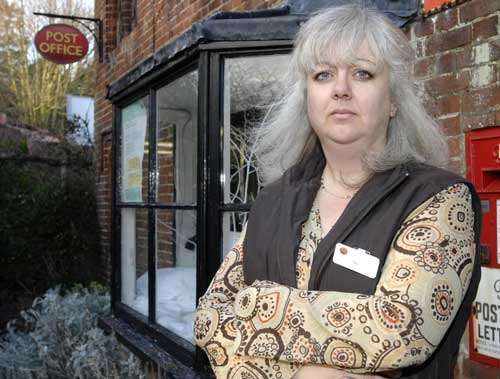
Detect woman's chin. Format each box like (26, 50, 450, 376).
(322, 132, 361, 146)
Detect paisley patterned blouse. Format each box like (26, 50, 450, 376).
(194, 183, 475, 378)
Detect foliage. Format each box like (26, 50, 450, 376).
(67, 60, 97, 99)
(65, 114, 94, 146)
(0, 285, 147, 379)
(0, 0, 24, 117)
(0, 150, 99, 299)
(0, 0, 95, 135)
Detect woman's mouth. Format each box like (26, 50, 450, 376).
(331, 109, 356, 119)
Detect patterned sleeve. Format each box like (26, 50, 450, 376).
(194, 226, 302, 378)
(193, 227, 247, 365)
(232, 184, 477, 373)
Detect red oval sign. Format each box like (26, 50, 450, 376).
(34, 23, 88, 64)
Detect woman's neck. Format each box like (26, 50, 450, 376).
(319, 135, 386, 189)
(320, 142, 373, 190)
(323, 159, 369, 191)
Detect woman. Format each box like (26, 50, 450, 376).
(194, 4, 481, 379)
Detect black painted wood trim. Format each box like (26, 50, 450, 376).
(98, 315, 213, 378)
(111, 104, 119, 310)
(148, 88, 157, 324)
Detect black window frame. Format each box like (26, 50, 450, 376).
(211, 46, 293, 258)
(110, 40, 293, 372)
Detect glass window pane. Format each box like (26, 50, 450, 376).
(119, 97, 149, 203)
(156, 209, 196, 342)
(157, 70, 198, 204)
(121, 208, 149, 316)
(222, 211, 248, 259)
(222, 54, 289, 205)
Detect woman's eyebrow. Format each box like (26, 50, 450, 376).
(311, 58, 378, 72)
(354, 58, 377, 66)
(314, 60, 335, 68)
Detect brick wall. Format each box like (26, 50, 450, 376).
(118, 0, 136, 39)
(407, 0, 499, 175)
(95, 0, 284, 284)
(97, 132, 112, 282)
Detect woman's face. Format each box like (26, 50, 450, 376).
(306, 41, 394, 153)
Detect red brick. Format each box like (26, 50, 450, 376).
(456, 47, 473, 69)
(439, 115, 461, 136)
(473, 15, 498, 41)
(413, 19, 434, 37)
(222, 2, 234, 11)
(462, 85, 500, 113)
(437, 95, 461, 115)
(447, 136, 462, 158)
(208, 0, 222, 12)
(462, 112, 496, 129)
(426, 25, 472, 55)
(424, 71, 470, 97)
(436, 52, 457, 74)
(459, 0, 500, 23)
(423, 98, 439, 117)
(414, 57, 435, 78)
(435, 7, 458, 32)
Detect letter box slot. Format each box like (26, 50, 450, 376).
(482, 169, 500, 192)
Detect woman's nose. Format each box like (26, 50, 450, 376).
(330, 71, 351, 100)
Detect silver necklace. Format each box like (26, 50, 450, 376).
(320, 176, 354, 200)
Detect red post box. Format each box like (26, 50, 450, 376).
(465, 126, 500, 367)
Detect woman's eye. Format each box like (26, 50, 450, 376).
(314, 71, 332, 81)
(354, 70, 373, 80)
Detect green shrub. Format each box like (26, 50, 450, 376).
(0, 285, 146, 378)
(0, 158, 100, 297)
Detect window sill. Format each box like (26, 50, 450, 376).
(98, 315, 212, 378)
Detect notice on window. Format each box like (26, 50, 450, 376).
(472, 267, 500, 359)
(122, 101, 147, 202)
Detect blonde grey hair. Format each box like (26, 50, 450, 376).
(251, 3, 448, 184)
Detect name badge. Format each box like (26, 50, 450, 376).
(332, 243, 380, 279)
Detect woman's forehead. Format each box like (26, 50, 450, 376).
(308, 43, 383, 71)
(319, 47, 377, 65)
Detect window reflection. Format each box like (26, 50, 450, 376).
(222, 211, 248, 259)
(121, 208, 149, 316)
(149, 70, 198, 342)
(157, 70, 198, 204)
(221, 55, 289, 258)
(222, 54, 289, 205)
(156, 209, 196, 341)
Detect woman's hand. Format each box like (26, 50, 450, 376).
(293, 366, 386, 379)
